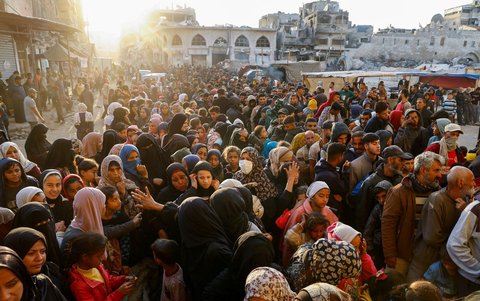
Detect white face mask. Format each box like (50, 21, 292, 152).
(445, 137, 458, 150)
(239, 160, 253, 175)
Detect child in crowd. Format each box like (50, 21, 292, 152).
(222, 145, 240, 179)
(284, 211, 329, 251)
(152, 239, 189, 301)
(442, 92, 457, 122)
(207, 149, 224, 182)
(76, 156, 99, 187)
(68, 232, 137, 300)
(364, 180, 392, 269)
(423, 248, 458, 298)
(295, 185, 308, 206)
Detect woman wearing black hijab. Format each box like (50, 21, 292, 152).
(95, 129, 123, 165)
(136, 133, 169, 194)
(161, 113, 188, 147)
(0, 246, 36, 301)
(210, 188, 251, 243)
(4, 228, 68, 300)
(155, 163, 190, 204)
(43, 139, 76, 177)
(177, 197, 232, 300)
(25, 123, 51, 169)
(12, 202, 63, 268)
(203, 231, 275, 301)
(163, 134, 191, 160)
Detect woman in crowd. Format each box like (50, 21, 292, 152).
(203, 231, 275, 300)
(0, 141, 41, 179)
(244, 267, 296, 301)
(81, 132, 103, 160)
(233, 147, 277, 204)
(136, 133, 168, 194)
(177, 197, 232, 300)
(155, 163, 189, 205)
(118, 144, 152, 192)
(135, 106, 150, 130)
(3, 228, 68, 300)
(192, 143, 208, 160)
(13, 202, 63, 268)
(96, 155, 139, 219)
(95, 130, 124, 165)
(44, 139, 76, 177)
(60, 187, 105, 253)
(39, 169, 73, 231)
(15, 186, 45, 209)
(0, 158, 38, 211)
(0, 246, 36, 301)
(25, 123, 51, 169)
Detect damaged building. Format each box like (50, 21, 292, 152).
(260, 0, 350, 66)
(346, 0, 480, 69)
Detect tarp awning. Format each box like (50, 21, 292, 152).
(42, 44, 70, 61)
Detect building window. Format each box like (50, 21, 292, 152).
(234, 35, 249, 47)
(318, 39, 329, 45)
(464, 40, 468, 47)
(472, 41, 476, 47)
(382, 38, 385, 44)
(440, 37, 445, 46)
(417, 40, 420, 46)
(192, 34, 206, 46)
(430, 37, 435, 46)
(405, 39, 409, 45)
(256, 36, 270, 48)
(172, 35, 182, 46)
(393, 38, 396, 45)
(213, 37, 228, 47)
(332, 39, 344, 45)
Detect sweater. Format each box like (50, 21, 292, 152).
(447, 200, 480, 284)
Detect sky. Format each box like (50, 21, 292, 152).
(82, 0, 468, 46)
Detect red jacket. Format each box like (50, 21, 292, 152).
(424, 142, 465, 165)
(68, 264, 126, 301)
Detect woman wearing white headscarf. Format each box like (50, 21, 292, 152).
(0, 141, 41, 178)
(74, 102, 94, 141)
(15, 186, 45, 209)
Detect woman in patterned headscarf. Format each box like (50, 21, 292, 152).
(244, 267, 296, 301)
(295, 283, 351, 301)
(287, 238, 362, 293)
(233, 147, 277, 203)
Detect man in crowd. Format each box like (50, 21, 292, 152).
(355, 145, 409, 232)
(394, 109, 430, 156)
(382, 151, 443, 276)
(408, 166, 473, 282)
(363, 102, 390, 133)
(23, 88, 45, 129)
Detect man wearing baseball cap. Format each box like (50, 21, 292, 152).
(355, 145, 412, 232)
(425, 123, 465, 167)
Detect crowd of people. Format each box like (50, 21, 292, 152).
(0, 64, 479, 301)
